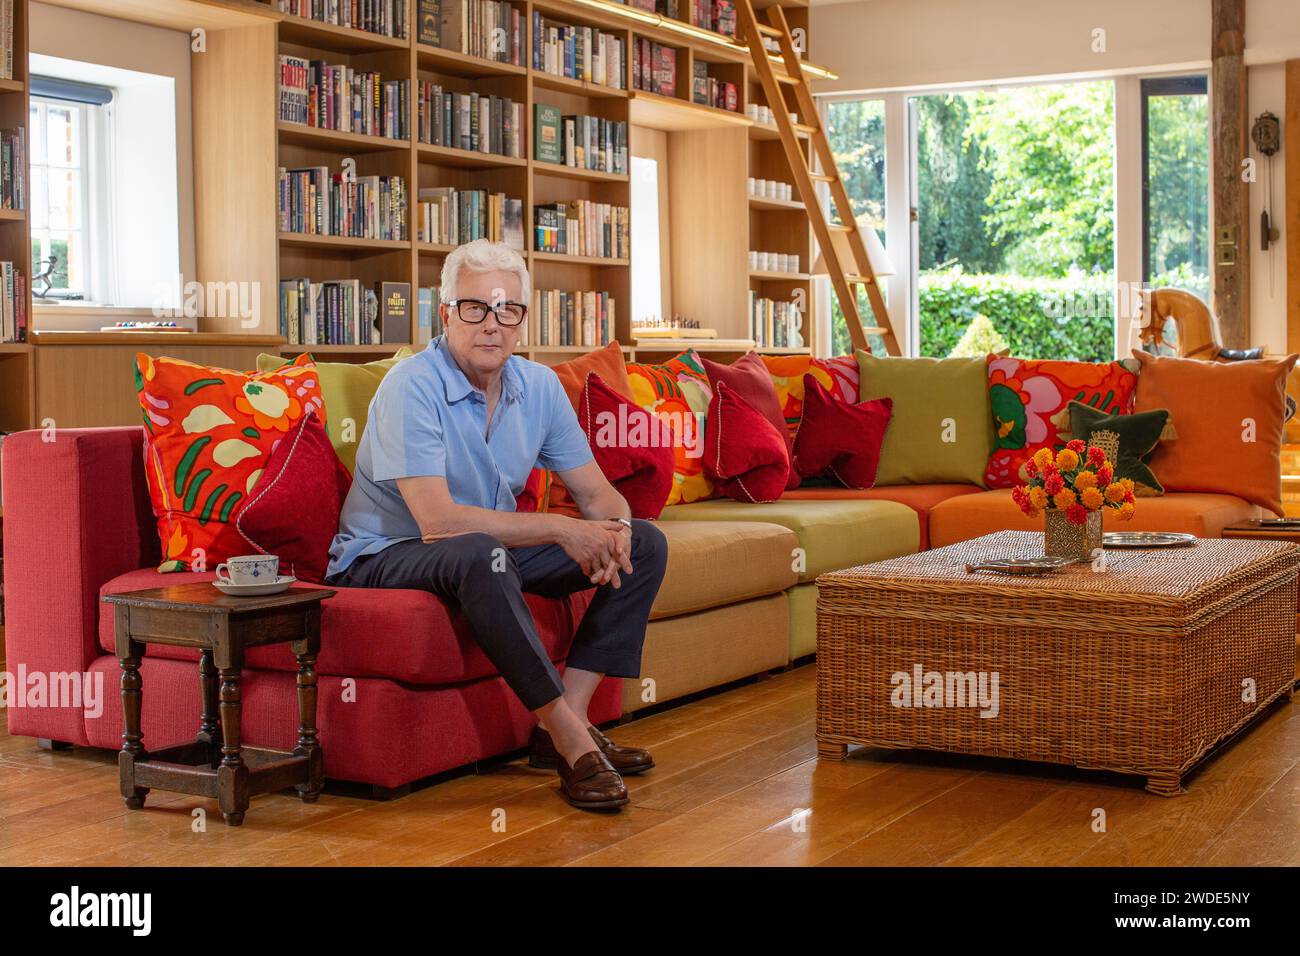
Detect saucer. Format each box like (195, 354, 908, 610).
(213, 575, 297, 597)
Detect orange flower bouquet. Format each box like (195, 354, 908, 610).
(1011, 440, 1135, 561)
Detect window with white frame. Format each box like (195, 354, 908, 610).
(29, 78, 113, 304)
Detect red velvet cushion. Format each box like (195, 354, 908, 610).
(703, 351, 797, 489)
(578, 372, 675, 519)
(792, 373, 893, 489)
(703, 380, 790, 502)
(516, 468, 550, 513)
(234, 409, 351, 583)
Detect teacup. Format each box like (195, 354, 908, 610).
(215, 554, 279, 587)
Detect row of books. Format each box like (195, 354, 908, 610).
(0, 0, 14, 80)
(617, 0, 735, 37)
(632, 39, 677, 98)
(0, 262, 26, 343)
(417, 0, 524, 65)
(749, 293, 803, 350)
(693, 63, 738, 112)
(278, 167, 409, 241)
(276, 0, 408, 38)
(416, 286, 444, 343)
(416, 187, 525, 250)
(0, 127, 24, 210)
(417, 84, 523, 157)
(279, 278, 379, 346)
(534, 201, 629, 259)
(279, 57, 409, 139)
(530, 289, 616, 348)
(532, 106, 628, 176)
(531, 13, 627, 91)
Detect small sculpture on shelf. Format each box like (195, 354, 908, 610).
(33, 254, 59, 299)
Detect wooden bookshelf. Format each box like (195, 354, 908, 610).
(0, 0, 31, 432)
(0, 0, 840, 435)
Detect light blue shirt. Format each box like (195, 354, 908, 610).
(326, 336, 594, 577)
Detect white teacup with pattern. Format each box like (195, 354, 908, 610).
(215, 554, 279, 587)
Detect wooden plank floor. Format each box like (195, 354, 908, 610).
(1, 663, 1296, 867)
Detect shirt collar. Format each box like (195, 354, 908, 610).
(429, 336, 524, 406)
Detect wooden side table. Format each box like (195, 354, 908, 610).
(1222, 519, 1300, 686)
(101, 582, 335, 826)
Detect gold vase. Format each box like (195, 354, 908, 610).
(1043, 508, 1103, 563)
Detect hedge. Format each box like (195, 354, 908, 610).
(918, 270, 1114, 361)
(915, 266, 1209, 361)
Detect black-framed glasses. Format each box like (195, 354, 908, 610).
(449, 298, 528, 326)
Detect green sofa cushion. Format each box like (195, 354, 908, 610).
(856, 351, 995, 487)
(257, 348, 414, 474)
(659, 498, 919, 582)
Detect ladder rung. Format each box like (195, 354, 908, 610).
(827, 223, 854, 232)
(845, 274, 876, 284)
(808, 172, 834, 182)
(860, 326, 889, 335)
(754, 23, 781, 37)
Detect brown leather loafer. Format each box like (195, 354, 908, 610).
(529, 725, 655, 775)
(557, 750, 628, 810)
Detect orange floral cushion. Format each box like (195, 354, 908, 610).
(984, 356, 1137, 488)
(625, 350, 713, 506)
(135, 352, 327, 571)
(760, 354, 859, 441)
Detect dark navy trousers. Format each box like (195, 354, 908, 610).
(327, 520, 669, 710)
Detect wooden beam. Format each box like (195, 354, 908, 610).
(1288, 60, 1300, 357)
(1211, 0, 1251, 348)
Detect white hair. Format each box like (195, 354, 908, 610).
(439, 239, 530, 305)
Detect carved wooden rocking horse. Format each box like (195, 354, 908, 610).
(1135, 287, 1263, 361)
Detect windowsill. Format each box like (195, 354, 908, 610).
(33, 303, 156, 317)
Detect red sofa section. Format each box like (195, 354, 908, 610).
(2, 427, 620, 790)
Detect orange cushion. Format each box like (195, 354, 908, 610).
(781, 483, 982, 549)
(545, 343, 635, 516)
(928, 489, 1263, 549)
(135, 351, 327, 572)
(1131, 350, 1297, 516)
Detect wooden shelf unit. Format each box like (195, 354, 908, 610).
(0, 0, 31, 433)
(0, 0, 838, 436)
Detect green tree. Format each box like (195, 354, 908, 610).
(1147, 94, 1209, 279)
(914, 93, 1002, 273)
(965, 82, 1115, 276)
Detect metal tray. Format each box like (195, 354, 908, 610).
(964, 556, 1074, 575)
(1102, 532, 1197, 548)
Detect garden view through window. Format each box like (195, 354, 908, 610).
(827, 78, 1210, 361)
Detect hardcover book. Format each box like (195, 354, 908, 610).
(376, 281, 412, 344)
(533, 103, 562, 163)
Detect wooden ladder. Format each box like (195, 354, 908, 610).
(736, 0, 901, 355)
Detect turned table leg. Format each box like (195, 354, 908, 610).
(293, 640, 323, 803)
(197, 650, 220, 766)
(217, 667, 249, 826)
(117, 631, 149, 811)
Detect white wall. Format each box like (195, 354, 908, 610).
(812, 0, 1300, 353)
(28, 2, 195, 324)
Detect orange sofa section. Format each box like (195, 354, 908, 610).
(928, 489, 1264, 549)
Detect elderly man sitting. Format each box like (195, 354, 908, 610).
(325, 239, 668, 811)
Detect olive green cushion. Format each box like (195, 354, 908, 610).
(856, 351, 995, 487)
(659, 498, 919, 583)
(256, 348, 414, 473)
(1068, 400, 1169, 496)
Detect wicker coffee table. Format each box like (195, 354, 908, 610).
(815, 531, 1299, 795)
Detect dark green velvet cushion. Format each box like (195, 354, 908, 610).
(1068, 401, 1170, 496)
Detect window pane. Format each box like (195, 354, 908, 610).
(630, 155, 663, 326)
(29, 104, 42, 161)
(912, 83, 1116, 361)
(1144, 86, 1209, 296)
(826, 98, 886, 354)
(47, 167, 81, 230)
(28, 166, 48, 230)
(47, 234, 77, 292)
(46, 105, 80, 167)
